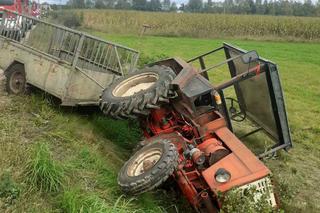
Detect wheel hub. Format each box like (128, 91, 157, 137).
(113, 73, 159, 97)
(127, 148, 162, 177)
(9, 71, 26, 94)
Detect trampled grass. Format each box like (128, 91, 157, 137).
(75, 9, 320, 41)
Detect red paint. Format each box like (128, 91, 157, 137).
(142, 107, 272, 212)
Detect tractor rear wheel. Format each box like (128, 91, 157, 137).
(118, 140, 178, 195)
(100, 65, 176, 119)
(5, 64, 26, 95)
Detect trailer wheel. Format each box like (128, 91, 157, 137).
(5, 64, 26, 94)
(100, 65, 176, 119)
(118, 140, 178, 195)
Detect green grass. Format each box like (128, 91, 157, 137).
(60, 189, 139, 213)
(1, 32, 320, 212)
(0, 89, 168, 211)
(25, 142, 64, 192)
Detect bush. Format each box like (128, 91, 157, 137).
(0, 172, 20, 206)
(50, 11, 83, 28)
(62, 12, 83, 28)
(220, 187, 274, 213)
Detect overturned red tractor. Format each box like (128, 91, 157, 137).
(100, 43, 292, 212)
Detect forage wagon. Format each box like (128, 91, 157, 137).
(0, 9, 139, 105)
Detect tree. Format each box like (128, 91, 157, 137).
(224, 0, 234, 13)
(170, 2, 177, 11)
(187, 0, 203, 12)
(179, 3, 186, 11)
(103, 0, 116, 8)
(303, 0, 314, 16)
(238, 0, 251, 14)
(85, 0, 94, 8)
(316, 0, 320, 16)
(115, 0, 131, 9)
(70, 0, 85, 8)
(132, 0, 147, 10)
(262, 0, 269, 14)
(95, 0, 105, 8)
(147, 0, 162, 11)
(280, 0, 293, 16)
(203, 0, 213, 12)
(248, 0, 256, 14)
(163, 0, 171, 11)
(256, 0, 264, 14)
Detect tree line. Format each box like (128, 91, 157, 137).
(66, 0, 320, 17)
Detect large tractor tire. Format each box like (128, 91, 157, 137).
(100, 65, 176, 119)
(5, 63, 26, 94)
(118, 140, 178, 195)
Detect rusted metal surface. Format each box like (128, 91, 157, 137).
(0, 9, 139, 106)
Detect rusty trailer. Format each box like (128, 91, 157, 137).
(0, 9, 139, 106)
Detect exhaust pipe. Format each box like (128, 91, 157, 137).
(200, 192, 217, 213)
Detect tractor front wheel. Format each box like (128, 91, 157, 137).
(118, 140, 178, 195)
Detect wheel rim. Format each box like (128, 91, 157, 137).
(9, 71, 26, 94)
(127, 148, 162, 177)
(113, 73, 159, 97)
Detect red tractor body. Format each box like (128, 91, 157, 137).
(140, 68, 276, 211)
(100, 43, 292, 212)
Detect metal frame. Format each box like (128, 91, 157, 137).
(187, 43, 292, 157)
(0, 9, 139, 76)
(0, 9, 140, 106)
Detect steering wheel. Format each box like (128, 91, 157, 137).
(226, 97, 246, 122)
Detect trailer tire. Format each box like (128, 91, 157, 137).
(5, 63, 27, 95)
(100, 65, 176, 119)
(118, 140, 178, 195)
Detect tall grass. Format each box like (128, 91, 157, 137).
(60, 189, 140, 213)
(25, 142, 64, 192)
(75, 9, 320, 41)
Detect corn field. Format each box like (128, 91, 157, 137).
(77, 9, 320, 41)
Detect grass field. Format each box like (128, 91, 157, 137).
(75, 9, 320, 41)
(0, 32, 320, 212)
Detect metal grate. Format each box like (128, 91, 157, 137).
(0, 9, 139, 76)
